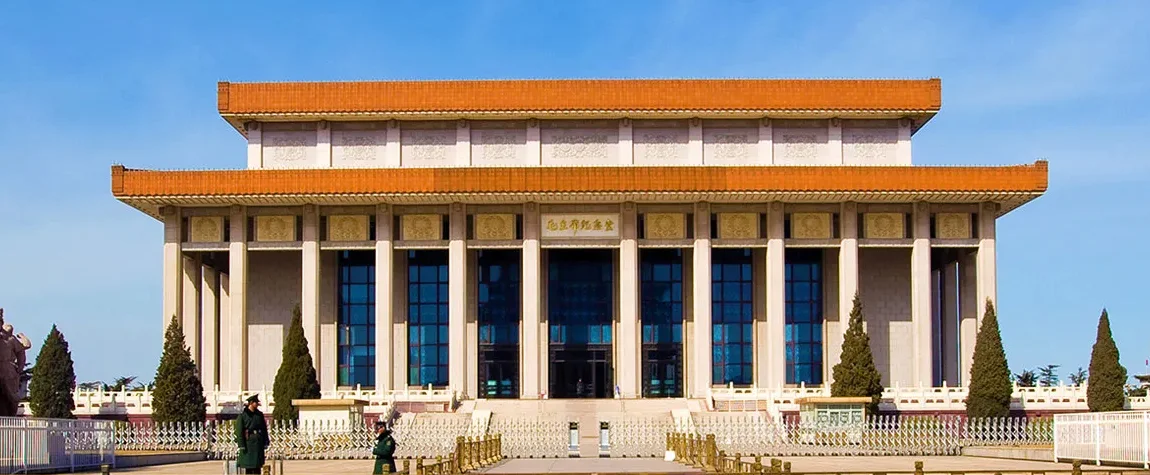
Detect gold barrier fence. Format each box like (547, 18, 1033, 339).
(401, 433, 503, 475)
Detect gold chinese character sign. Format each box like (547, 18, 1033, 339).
(541, 213, 621, 238)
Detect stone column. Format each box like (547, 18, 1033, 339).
(228, 205, 249, 391)
(941, 261, 960, 386)
(910, 203, 933, 387)
(977, 203, 998, 323)
(521, 203, 543, 398)
(201, 265, 219, 391)
(766, 203, 786, 387)
(959, 250, 979, 385)
(834, 203, 860, 381)
(449, 204, 468, 395)
(301, 205, 322, 379)
(618, 203, 640, 398)
(182, 254, 202, 364)
(375, 205, 395, 393)
(690, 202, 712, 398)
(162, 207, 183, 335)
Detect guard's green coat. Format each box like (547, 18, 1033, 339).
(372, 431, 396, 474)
(234, 407, 269, 470)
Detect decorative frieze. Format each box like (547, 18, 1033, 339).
(935, 212, 972, 239)
(703, 127, 758, 165)
(541, 129, 618, 166)
(471, 129, 525, 166)
(332, 130, 386, 168)
(790, 213, 832, 239)
(643, 213, 686, 240)
(401, 214, 443, 241)
(262, 130, 317, 169)
(400, 129, 455, 167)
(255, 215, 297, 242)
(843, 127, 898, 165)
(634, 128, 689, 165)
(474, 214, 516, 240)
(718, 213, 760, 239)
(326, 215, 370, 242)
(863, 213, 906, 239)
(189, 216, 225, 243)
(773, 127, 828, 165)
(541, 213, 619, 238)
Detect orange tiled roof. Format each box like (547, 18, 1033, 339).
(217, 79, 942, 115)
(112, 162, 1046, 198)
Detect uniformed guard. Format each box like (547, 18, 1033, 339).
(371, 419, 397, 474)
(234, 394, 269, 474)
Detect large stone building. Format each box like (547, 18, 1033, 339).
(111, 78, 1047, 409)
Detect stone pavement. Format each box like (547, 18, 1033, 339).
(109, 455, 1141, 474)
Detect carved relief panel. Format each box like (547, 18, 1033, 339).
(189, 216, 225, 243)
(263, 130, 317, 169)
(327, 215, 370, 241)
(863, 213, 906, 239)
(541, 128, 618, 166)
(789, 213, 832, 239)
(634, 128, 689, 166)
(332, 130, 386, 168)
(471, 129, 526, 167)
(772, 127, 830, 165)
(643, 213, 686, 239)
(401, 214, 443, 241)
(255, 215, 297, 242)
(843, 127, 898, 165)
(717, 213, 760, 239)
(400, 129, 456, 167)
(703, 127, 758, 165)
(934, 212, 972, 239)
(474, 214, 516, 240)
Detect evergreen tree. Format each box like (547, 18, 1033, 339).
(1087, 309, 1127, 412)
(830, 293, 884, 415)
(965, 300, 1012, 418)
(272, 304, 321, 422)
(152, 317, 207, 423)
(28, 325, 76, 419)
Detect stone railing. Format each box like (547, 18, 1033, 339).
(707, 383, 1150, 413)
(17, 385, 458, 418)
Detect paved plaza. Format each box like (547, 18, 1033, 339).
(111, 456, 1139, 474)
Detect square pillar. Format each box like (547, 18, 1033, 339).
(448, 203, 468, 395)
(201, 265, 219, 390)
(375, 205, 395, 393)
(392, 251, 409, 390)
(833, 202, 860, 382)
(521, 203, 543, 398)
(940, 260, 960, 386)
(618, 203, 640, 398)
(766, 203, 786, 388)
(301, 205, 322, 379)
(162, 207, 183, 334)
(977, 203, 998, 320)
(959, 250, 979, 385)
(690, 202, 712, 398)
(182, 254, 202, 365)
(910, 203, 933, 387)
(228, 205, 249, 391)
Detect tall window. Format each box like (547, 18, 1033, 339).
(548, 250, 613, 346)
(712, 249, 753, 386)
(641, 249, 683, 345)
(338, 251, 375, 387)
(785, 249, 823, 385)
(408, 250, 449, 387)
(478, 250, 520, 398)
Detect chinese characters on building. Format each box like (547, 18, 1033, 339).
(540, 214, 621, 238)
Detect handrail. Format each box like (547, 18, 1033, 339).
(411, 433, 503, 475)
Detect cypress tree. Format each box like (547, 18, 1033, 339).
(965, 300, 1012, 418)
(830, 293, 884, 415)
(272, 304, 321, 422)
(28, 325, 76, 419)
(152, 317, 207, 423)
(1087, 309, 1127, 412)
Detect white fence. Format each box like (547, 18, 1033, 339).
(0, 417, 116, 474)
(1055, 411, 1150, 468)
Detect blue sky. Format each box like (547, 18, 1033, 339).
(1, 0, 1148, 387)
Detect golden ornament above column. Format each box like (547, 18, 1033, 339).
(643, 213, 686, 239)
(401, 214, 443, 241)
(863, 213, 905, 239)
(718, 213, 760, 239)
(255, 215, 297, 242)
(474, 214, 516, 240)
(327, 215, 370, 241)
(189, 216, 224, 243)
(789, 213, 832, 239)
(934, 212, 972, 239)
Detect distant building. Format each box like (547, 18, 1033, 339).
(110, 78, 1047, 415)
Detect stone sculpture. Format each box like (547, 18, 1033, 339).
(0, 308, 33, 417)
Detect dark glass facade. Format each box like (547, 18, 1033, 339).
(785, 249, 823, 385)
(477, 250, 520, 398)
(337, 250, 376, 387)
(711, 248, 754, 386)
(640, 249, 684, 397)
(407, 250, 449, 387)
